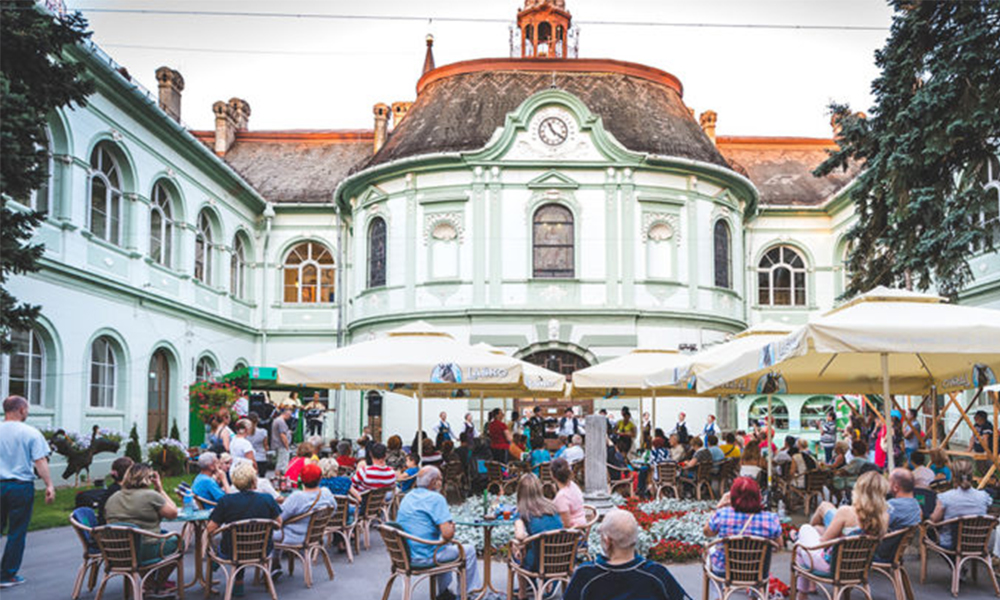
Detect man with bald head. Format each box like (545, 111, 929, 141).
(875, 468, 922, 561)
(564, 508, 687, 600)
(396, 466, 481, 600)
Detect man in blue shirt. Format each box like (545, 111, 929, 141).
(191, 452, 231, 505)
(0, 395, 55, 588)
(564, 509, 688, 600)
(396, 466, 480, 600)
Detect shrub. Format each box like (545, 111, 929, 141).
(169, 419, 181, 442)
(124, 424, 143, 463)
(147, 438, 188, 476)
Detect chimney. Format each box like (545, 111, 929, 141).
(212, 98, 251, 156)
(391, 101, 413, 129)
(699, 110, 717, 145)
(228, 98, 251, 131)
(155, 66, 184, 122)
(373, 103, 390, 153)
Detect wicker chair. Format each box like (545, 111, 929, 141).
(537, 462, 557, 499)
(680, 461, 715, 500)
(206, 518, 280, 600)
(377, 522, 468, 600)
(788, 470, 829, 515)
(69, 507, 103, 600)
(275, 505, 336, 588)
(442, 460, 467, 503)
(507, 529, 584, 600)
(357, 486, 392, 550)
(791, 535, 880, 600)
(391, 476, 416, 520)
(920, 514, 1000, 597)
(571, 460, 585, 487)
(872, 525, 919, 600)
(652, 462, 680, 499)
(192, 493, 217, 510)
(607, 464, 633, 497)
(702, 535, 781, 600)
(485, 460, 517, 495)
(575, 505, 600, 562)
(91, 524, 185, 600)
(716, 458, 739, 496)
(324, 494, 359, 563)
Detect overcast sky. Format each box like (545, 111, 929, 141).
(63, 0, 895, 137)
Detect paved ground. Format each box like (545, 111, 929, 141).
(4, 523, 999, 600)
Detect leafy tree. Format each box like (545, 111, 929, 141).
(0, 1, 93, 352)
(169, 419, 182, 443)
(124, 424, 143, 463)
(816, 0, 1000, 298)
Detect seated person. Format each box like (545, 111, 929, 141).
(667, 434, 686, 463)
(278, 463, 336, 546)
(396, 467, 480, 599)
(719, 432, 742, 459)
(104, 464, 179, 592)
(705, 435, 726, 474)
(911, 451, 936, 489)
(420, 438, 443, 468)
(607, 437, 631, 478)
(335, 441, 357, 470)
(78, 455, 132, 524)
(397, 453, 420, 492)
(794, 472, 888, 600)
(739, 443, 762, 480)
(875, 468, 922, 561)
(509, 433, 527, 462)
(512, 474, 564, 600)
(318, 457, 361, 503)
(832, 440, 870, 494)
(564, 509, 688, 600)
(680, 437, 712, 478)
(930, 459, 990, 548)
(191, 452, 231, 506)
(351, 442, 396, 492)
(703, 477, 781, 575)
(552, 436, 568, 460)
(529, 435, 552, 474)
(929, 448, 952, 483)
(562, 435, 585, 464)
(551, 458, 587, 528)
(789, 438, 818, 488)
(206, 461, 283, 595)
(284, 442, 315, 485)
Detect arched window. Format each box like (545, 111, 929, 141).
(2, 329, 45, 406)
(149, 181, 174, 267)
(367, 218, 387, 288)
(714, 220, 731, 289)
(231, 234, 248, 299)
(89, 336, 117, 408)
(194, 210, 214, 285)
(757, 246, 807, 306)
(29, 128, 53, 214)
(555, 25, 564, 57)
(196, 356, 217, 382)
(748, 396, 789, 430)
(537, 22, 552, 55)
(533, 204, 574, 278)
(800, 396, 835, 431)
(283, 241, 335, 302)
(524, 24, 534, 56)
(147, 349, 171, 441)
(978, 155, 1000, 250)
(88, 144, 123, 245)
(521, 349, 589, 381)
(233, 360, 248, 372)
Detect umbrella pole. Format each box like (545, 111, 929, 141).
(767, 393, 773, 499)
(652, 390, 657, 441)
(418, 384, 424, 461)
(882, 353, 894, 472)
(479, 391, 485, 435)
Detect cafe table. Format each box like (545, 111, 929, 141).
(454, 516, 516, 600)
(168, 508, 214, 590)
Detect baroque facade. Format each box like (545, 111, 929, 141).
(6, 1, 1000, 481)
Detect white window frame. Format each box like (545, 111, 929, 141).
(196, 356, 217, 382)
(1, 329, 46, 406)
(194, 211, 214, 285)
(87, 145, 123, 245)
(89, 337, 117, 408)
(29, 128, 54, 214)
(231, 234, 247, 298)
(757, 245, 808, 307)
(150, 182, 174, 268)
(283, 241, 336, 303)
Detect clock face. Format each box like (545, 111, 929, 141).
(537, 116, 569, 146)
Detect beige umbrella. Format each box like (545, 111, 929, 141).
(571, 349, 699, 447)
(697, 286, 1000, 472)
(644, 322, 793, 490)
(471, 343, 569, 429)
(277, 321, 524, 456)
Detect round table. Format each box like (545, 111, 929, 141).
(168, 508, 213, 591)
(455, 517, 516, 600)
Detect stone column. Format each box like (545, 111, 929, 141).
(583, 414, 615, 512)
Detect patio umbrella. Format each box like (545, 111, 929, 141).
(696, 286, 1000, 472)
(570, 349, 698, 448)
(644, 322, 793, 491)
(277, 321, 524, 456)
(470, 343, 569, 429)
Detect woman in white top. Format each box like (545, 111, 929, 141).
(229, 419, 256, 470)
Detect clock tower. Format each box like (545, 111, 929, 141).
(516, 0, 575, 58)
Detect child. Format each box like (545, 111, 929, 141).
(398, 453, 420, 492)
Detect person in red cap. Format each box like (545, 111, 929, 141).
(278, 462, 337, 547)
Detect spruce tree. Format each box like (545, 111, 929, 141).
(169, 419, 181, 443)
(815, 0, 1000, 298)
(125, 424, 143, 463)
(0, 1, 93, 352)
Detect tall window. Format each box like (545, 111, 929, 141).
(800, 396, 835, 431)
(89, 336, 117, 408)
(150, 182, 174, 267)
(714, 220, 731, 289)
(29, 129, 53, 214)
(283, 241, 335, 302)
(196, 356, 216, 382)
(532, 204, 574, 278)
(194, 210, 214, 284)
(231, 234, 248, 299)
(757, 245, 807, 306)
(977, 155, 1000, 251)
(88, 144, 123, 245)
(367, 218, 387, 288)
(1, 329, 45, 406)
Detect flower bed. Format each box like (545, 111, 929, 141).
(147, 438, 189, 476)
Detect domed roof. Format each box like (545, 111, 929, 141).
(359, 58, 732, 172)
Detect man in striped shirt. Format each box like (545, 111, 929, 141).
(351, 443, 396, 492)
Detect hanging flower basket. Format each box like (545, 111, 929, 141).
(147, 438, 188, 476)
(188, 381, 242, 424)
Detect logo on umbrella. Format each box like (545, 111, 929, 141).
(431, 363, 463, 383)
(756, 372, 787, 395)
(973, 363, 997, 388)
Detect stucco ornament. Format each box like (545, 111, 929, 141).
(423, 212, 464, 245)
(642, 212, 680, 244)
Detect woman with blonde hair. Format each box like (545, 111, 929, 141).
(512, 474, 564, 600)
(793, 471, 889, 600)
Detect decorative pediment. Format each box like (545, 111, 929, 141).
(357, 186, 388, 208)
(527, 170, 579, 190)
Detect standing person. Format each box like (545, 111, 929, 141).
(558, 407, 582, 439)
(564, 509, 688, 600)
(229, 418, 256, 470)
(487, 409, 512, 463)
(820, 411, 838, 464)
(511, 474, 564, 600)
(968, 410, 994, 475)
(640, 412, 652, 452)
(462, 413, 477, 441)
(232, 392, 249, 419)
(527, 406, 546, 450)
(671, 412, 689, 446)
(247, 412, 270, 475)
(615, 408, 637, 450)
(303, 393, 325, 438)
(396, 467, 480, 598)
(433, 412, 454, 446)
(902, 408, 922, 467)
(703, 414, 718, 439)
(0, 396, 55, 588)
(271, 409, 292, 473)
